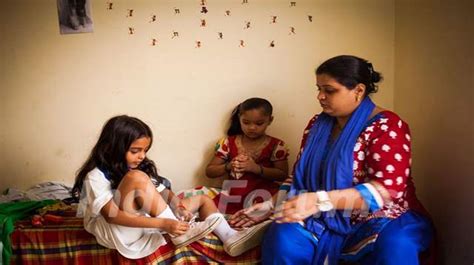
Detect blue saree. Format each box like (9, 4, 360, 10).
(289, 97, 375, 264)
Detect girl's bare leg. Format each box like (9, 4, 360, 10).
(115, 170, 168, 217)
(180, 195, 218, 219)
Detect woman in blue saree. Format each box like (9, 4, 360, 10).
(229, 55, 434, 265)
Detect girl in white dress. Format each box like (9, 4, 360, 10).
(72, 115, 270, 259)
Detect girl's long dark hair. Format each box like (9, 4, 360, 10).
(227, 97, 273, 136)
(72, 115, 164, 199)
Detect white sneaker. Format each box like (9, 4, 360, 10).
(171, 214, 223, 248)
(223, 220, 272, 257)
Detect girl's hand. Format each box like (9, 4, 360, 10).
(160, 219, 189, 236)
(272, 193, 319, 223)
(229, 201, 273, 229)
(231, 154, 258, 174)
(230, 154, 247, 173)
(173, 206, 193, 222)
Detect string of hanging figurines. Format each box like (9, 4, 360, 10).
(105, 1, 314, 48)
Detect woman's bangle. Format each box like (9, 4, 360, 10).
(259, 165, 264, 176)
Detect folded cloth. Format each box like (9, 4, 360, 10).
(25, 182, 72, 201)
(0, 188, 26, 203)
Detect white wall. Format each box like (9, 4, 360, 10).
(0, 0, 395, 192)
(394, 0, 474, 263)
(2, 0, 473, 262)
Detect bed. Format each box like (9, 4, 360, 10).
(9, 186, 261, 264)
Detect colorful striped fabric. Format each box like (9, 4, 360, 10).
(11, 186, 260, 264)
(11, 217, 260, 264)
(176, 186, 221, 201)
(11, 218, 120, 265)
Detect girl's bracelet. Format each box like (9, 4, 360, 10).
(259, 164, 264, 176)
(224, 162, 231, 173)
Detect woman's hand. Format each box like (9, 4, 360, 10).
(229, 201, 273, 229)
(160, 219, 189, 236)
(272, 193, 319, 223)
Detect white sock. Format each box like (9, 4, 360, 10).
(157, 205, 178, 220)
(206, 212, 237, 242)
